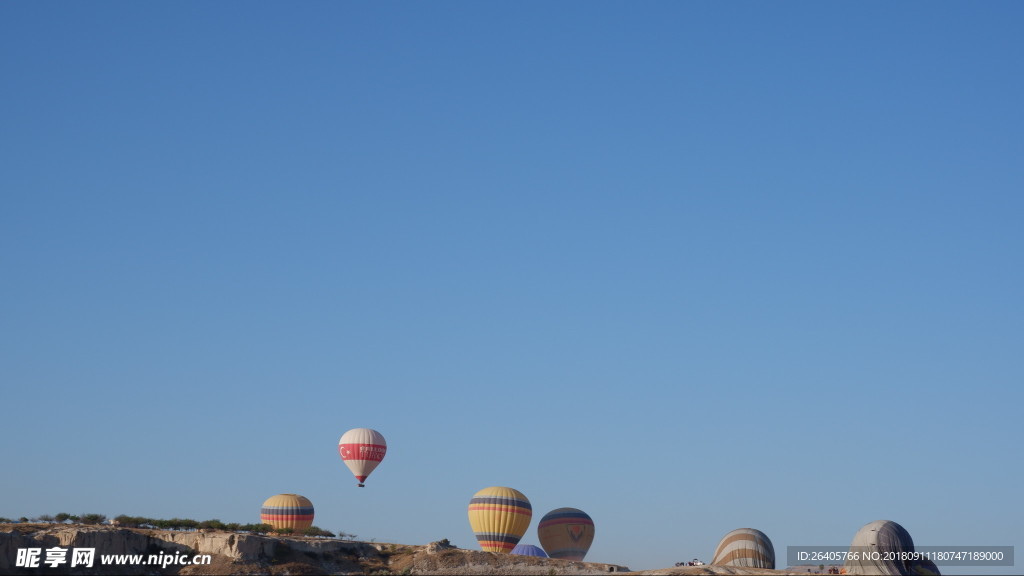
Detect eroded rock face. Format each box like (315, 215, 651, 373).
(0, 525, 631, 575)
(0, 525, 388, 575)
(426, 539, 457, 554)
(0, 526, 194, 575)
(151, 530, 275, 561)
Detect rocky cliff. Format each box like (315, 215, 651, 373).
(0, 524, 631, 575)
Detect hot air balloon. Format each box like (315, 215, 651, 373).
(260, 494, 314, 532)
(843, 520, 937, 576)
(338, 428, 387, 487)
(511, 544, 548, 557)
(467, 486, 532, 553)
(711, 528, 775, 569)
(537, 507, 595, 561)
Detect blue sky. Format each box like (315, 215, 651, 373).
(2, 2, 1021, 573)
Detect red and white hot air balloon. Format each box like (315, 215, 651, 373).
(338, 428, 387, 487)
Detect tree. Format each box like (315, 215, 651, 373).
(37, 514, 55, 523)
(198, 519, 226, 531)
(113, 515, 149, 528)
(240, 523, 273, 534)
(80, 514, 107, 525)
(302, 526, 335, 538)
(163, 518, 198, 531)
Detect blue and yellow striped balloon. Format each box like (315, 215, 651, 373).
(260, 493, 314, 532)
(467, 486, 532, 553)
(538, 507, 595, 561)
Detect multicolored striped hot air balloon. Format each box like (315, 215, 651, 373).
(537, 507, 595, 561)
(467, 486, 532, 553)
(711, 528, 775, 569)
(338, 428, 387, 487)
(260, 493, 314, 532)
(511, 543, 548, 557)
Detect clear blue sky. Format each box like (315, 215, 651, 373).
(2, 2, 1021, 574)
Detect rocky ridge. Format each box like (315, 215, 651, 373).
(1, 524, 813, 575)
(0, 524, 630, 575)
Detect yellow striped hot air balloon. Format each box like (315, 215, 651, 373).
(260, 493, 314, 532)
(467, 486, 532, 553)
(538, 507, 595, 561)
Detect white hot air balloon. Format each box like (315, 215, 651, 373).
(338, 428, 387, 487)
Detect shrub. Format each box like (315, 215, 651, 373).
(241, 523, 274, 534)
(113, 515, 151, 528)
(162, 518, 198, 531)
(198, 519, 226, 531)
(302, 526, 335, 538)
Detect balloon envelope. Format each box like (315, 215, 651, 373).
(338, 428, 387, 487)
(511, 544, 548, 558)
(537, 507, 595, 561)
(467, 486, 532, 553)
(843, 520, 932, 576)
(260, 493, 314, 531)
(711, 528, 775, 569)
